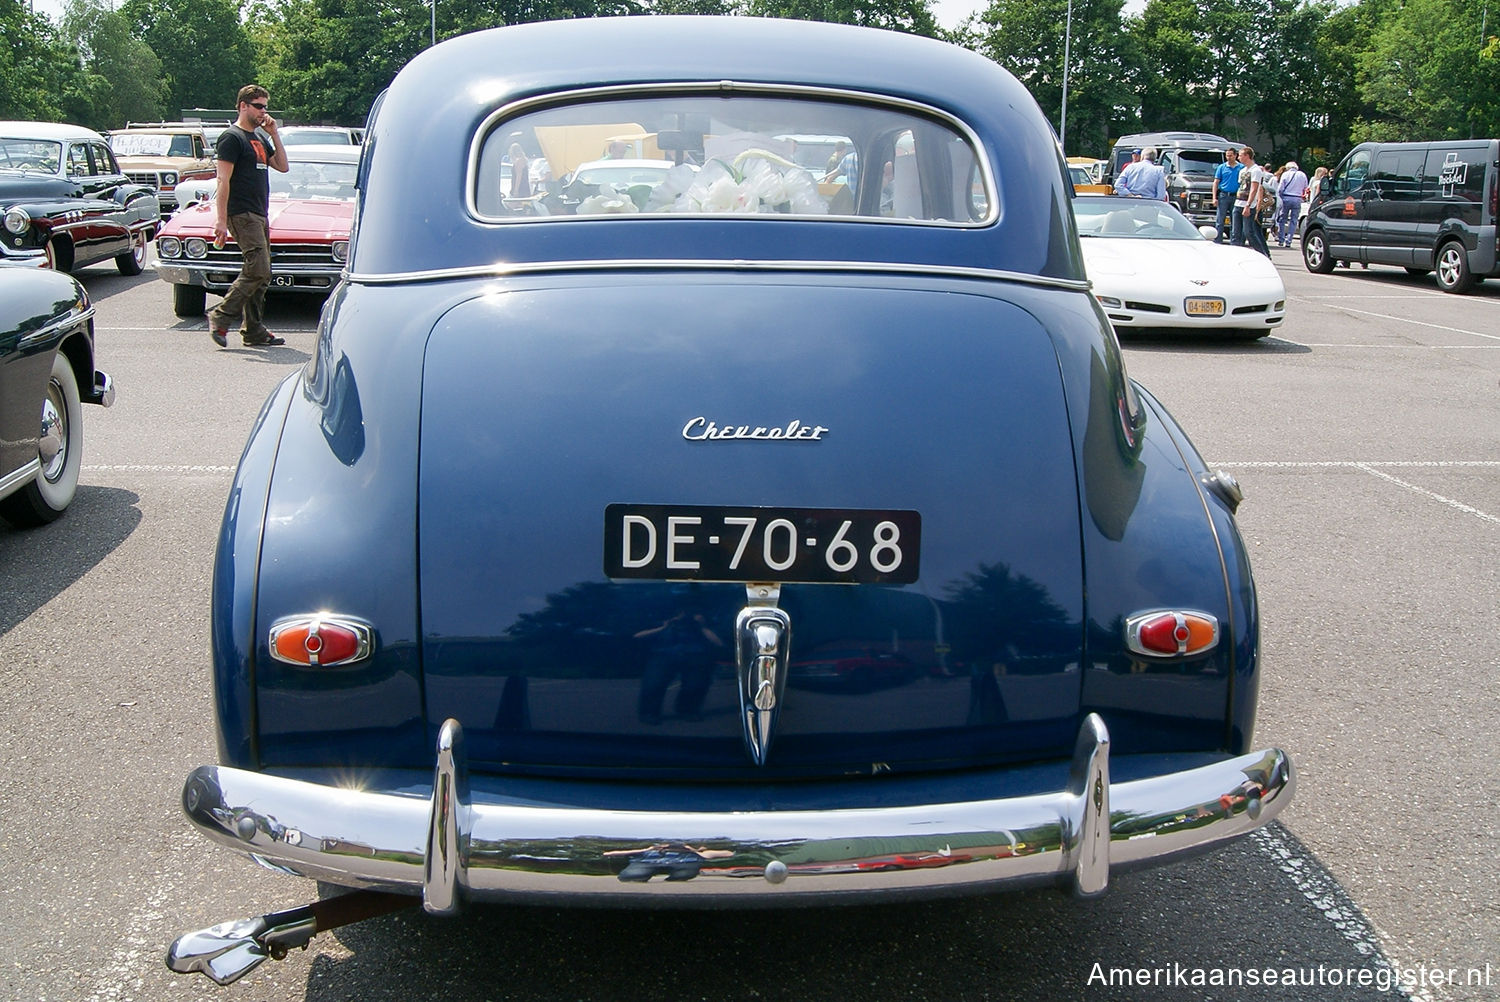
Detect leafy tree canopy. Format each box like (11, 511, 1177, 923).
(0, 0, 89, 121)
(119, 0, 256, 118)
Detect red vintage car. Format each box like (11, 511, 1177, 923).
(153, 144, 357, 317)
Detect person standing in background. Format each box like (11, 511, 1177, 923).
(209, 85, 289, 348)
(1210, 146, 1241, 243)
(1276, 161, 1309, 247)
(1113, 146, 1167, 200)
(1234, 147, 1270, 257)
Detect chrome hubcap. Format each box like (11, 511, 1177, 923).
(39, 380, 67, 482)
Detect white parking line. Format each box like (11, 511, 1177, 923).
(87, 464, 236, 473)
(1313, 307, 1500, 342)
(1215, 461, 1499, 525)
(1253, 827, 1433, 1002)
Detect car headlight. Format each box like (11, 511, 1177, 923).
(3, 207, 30, 235)
(157, 236, 182, 258)
(1095, 295, 1123, 308)
(163, 172, 178, 186)
(185, 237, 209, 259)
(331, 240, 348, 263)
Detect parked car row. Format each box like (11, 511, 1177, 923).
(1, 121, 160, 275)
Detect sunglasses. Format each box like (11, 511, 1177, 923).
(248, 102, 268, 110)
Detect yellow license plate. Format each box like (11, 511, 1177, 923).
(1185, 297, 1226, 317)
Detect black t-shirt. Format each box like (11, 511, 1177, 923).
(216, 125, 275, 217)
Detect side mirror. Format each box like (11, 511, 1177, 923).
(1198, 225, 1219, 240)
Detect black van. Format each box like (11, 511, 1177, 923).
(1107, 131, 1240, 228)
(1302, 139, 1500, 293)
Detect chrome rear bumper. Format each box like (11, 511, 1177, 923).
(182, 715, 1292, 912)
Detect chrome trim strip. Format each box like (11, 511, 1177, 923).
(0, 459, 42, 500)
(344, 258, 1093, 293)
(465, 81, 998, 227)
(17, 304, 95, 351)
(180, 715, 1293, 906)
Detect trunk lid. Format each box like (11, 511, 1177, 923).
(418, 277, 1085, 778)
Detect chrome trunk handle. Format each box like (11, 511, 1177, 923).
(736, 584, 790, 766)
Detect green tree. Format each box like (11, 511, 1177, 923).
(1242, 0, 1333, 165)
(1357, 0, 1499, 140)
(1125, 0, 1253, 135)
(61, 0, 167, 129)
(745, 0, 940, 36)
(0, 0, 89, 121)
(119, 0, 255, 118)
(966, 0, 1130, 156)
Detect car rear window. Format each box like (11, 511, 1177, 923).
(472, 91, 993, 225)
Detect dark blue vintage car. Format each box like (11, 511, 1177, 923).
(168, 16, 1293, 984)
(1, 122, 159, 275)
(0, 265, 115, 526)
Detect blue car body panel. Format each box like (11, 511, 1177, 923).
(186, 18, 1282, 917)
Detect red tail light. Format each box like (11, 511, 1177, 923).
(269, 615, 373, 667)
(1125, 611, 1219, 658)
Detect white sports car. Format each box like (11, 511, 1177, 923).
(1076, 195, 1286, 338)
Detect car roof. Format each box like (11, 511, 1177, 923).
(0, 121, 107, 142)
(1113, 131, 1239, 147)
(287, 144, 361, 163)
(355, 16, 1080, 284)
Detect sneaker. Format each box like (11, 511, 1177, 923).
(210, 326, 228, 347)
(242, 330, 285, 347)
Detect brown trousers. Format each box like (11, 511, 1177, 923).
(209, 212, 271, 338)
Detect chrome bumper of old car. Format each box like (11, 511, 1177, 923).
(155, 262, 342, 294)
(181, 715, 1293, 912)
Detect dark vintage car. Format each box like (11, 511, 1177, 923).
(0, 264, 115, 526)
(154, 145, 358, 317)
(0, 121, 160, 275)
(166, 17, 1294, 984)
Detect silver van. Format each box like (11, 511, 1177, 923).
(1301, 139, 1500, 293)
(1106, 131, 1240, 228)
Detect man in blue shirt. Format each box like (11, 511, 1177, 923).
(1210, 147, 1241, 244)
(1112, 146, 1167, 200)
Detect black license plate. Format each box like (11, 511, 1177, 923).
(604, 504, 920, 584)
(271, 274, 295, 288)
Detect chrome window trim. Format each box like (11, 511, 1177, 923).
(17, 304, 95, 351)
(346, 257, 1091, 293)
(465, 81, 998, 228)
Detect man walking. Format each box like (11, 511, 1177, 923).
(1233, 147, 1270, 257)
(209, 85, 289, 348)
(1275, 160, 1309, 248)
(1113, 146, 1167, 200)
(1210, 147, 1240, 243)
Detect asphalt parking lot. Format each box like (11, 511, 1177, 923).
(1, 247, 1496, 1001)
